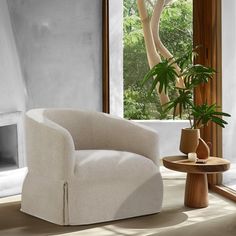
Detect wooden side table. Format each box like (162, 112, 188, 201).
(162, 156, 230, 208)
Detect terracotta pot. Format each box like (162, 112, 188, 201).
(179, 128, 200, 154)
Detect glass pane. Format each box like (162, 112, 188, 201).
(222, 0, 236, 190)
(123, 0, 193, 120)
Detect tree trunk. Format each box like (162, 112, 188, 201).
(150, 0, 184, 88)
(137, 0, 169, 105)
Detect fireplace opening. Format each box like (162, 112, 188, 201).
(0, 124, 18, 171)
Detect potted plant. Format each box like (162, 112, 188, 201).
(142, 47, 231, 154)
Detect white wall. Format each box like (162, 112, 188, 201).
(4, 0, 123, 114)
(222, 1, 236, 161)
(109, 0, 123, 117)
(222, 0, 236, 184)
(136, 120, 189, 157)
(8, 0, 103, 111)
(0, 0, 26, 197)
(0, 0, 25, 111)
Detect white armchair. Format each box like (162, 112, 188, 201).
(21, 109, 163, 225)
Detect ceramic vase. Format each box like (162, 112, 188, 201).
(179, 128, 200, 154)
(196, 138, 210, 159)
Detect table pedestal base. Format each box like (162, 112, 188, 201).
(184, 173, 208, 208)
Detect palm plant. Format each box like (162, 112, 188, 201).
(142, 47, 231, 129)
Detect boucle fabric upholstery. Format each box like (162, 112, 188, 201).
(21, 109, 163, 225)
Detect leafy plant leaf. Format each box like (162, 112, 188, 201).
(192, 103, 231, 129)
(163, 88, 193, 118)
(142, 59, 178, 95)
(182, 65, 216, 89)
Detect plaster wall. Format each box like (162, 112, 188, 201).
(0, 0, 25, 111)
(136, 120, 189, 157)
(222, 0, 236, 185)
(109, 0, 123, 117)
(222, 1, 236, 161)
(8, 0, 103, 111)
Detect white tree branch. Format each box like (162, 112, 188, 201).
(137, 0, 169, 105)
(150, 0, 184, 88)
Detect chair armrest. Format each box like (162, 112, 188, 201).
(25, 111, 75, 180)
(91, 113, 160, 165)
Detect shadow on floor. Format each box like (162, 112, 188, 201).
(115, 208, 188, 229)
(0, 200, 188, 236)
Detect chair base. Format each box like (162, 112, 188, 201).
(21, 172, 163, 225)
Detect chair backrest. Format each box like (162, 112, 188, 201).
(43, 109, 96, 150)
(27, 108, 159, 165)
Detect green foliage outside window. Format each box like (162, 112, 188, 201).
(123, 0, 193, 119)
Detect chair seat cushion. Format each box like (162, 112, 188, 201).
(74, 150, 158, 182)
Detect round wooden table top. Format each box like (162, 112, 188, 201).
(162, 155, 230, 174)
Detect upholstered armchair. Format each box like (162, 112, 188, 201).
(21, 109, 163, 225)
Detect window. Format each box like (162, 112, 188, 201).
(123, 0, 193, 120)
